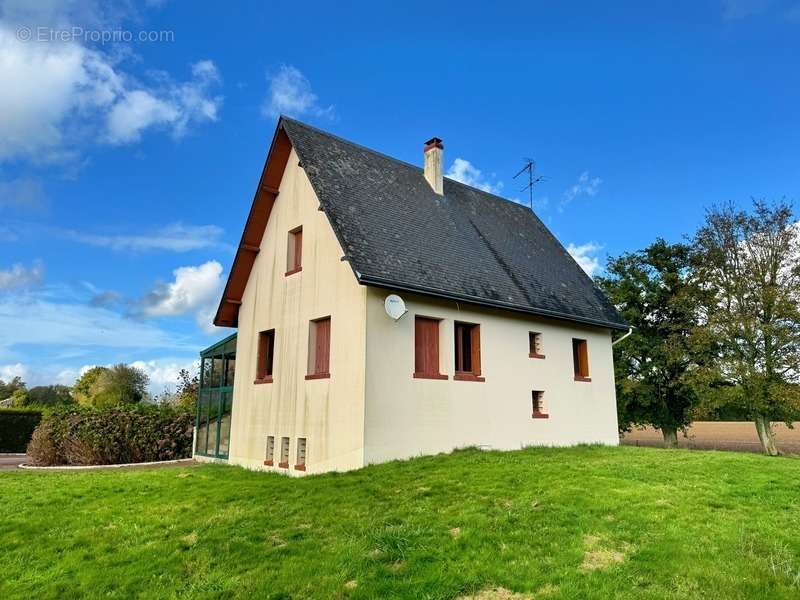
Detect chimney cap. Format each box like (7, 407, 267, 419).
(424, 137, 444, 151)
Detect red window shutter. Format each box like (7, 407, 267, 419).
(572, 338, 590, 379)
(294, 228, 303, 270)
(414, 317, 440, 376)
(471, 325, 481, 376)
(314, 318, 330, 375)
(286, 227, 303, 274)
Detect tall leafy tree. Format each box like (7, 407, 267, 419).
(597, 239, 706, 447)
(73, 365, 149, 408)
(0, 376, 26, 401)
(73, 367, 108, 406)
(692, 200, 800, 455)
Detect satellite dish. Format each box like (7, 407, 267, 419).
(384, 294, 408, 321)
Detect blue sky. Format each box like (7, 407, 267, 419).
(0, 0, 798, 392)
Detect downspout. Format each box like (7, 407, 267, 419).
(612, 327, 634, 346)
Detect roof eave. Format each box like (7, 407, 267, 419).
(357, 273, 629, 331)
(212, 119, 293, 328)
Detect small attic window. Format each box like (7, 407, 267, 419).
(529, 332, 544, 358)
(264, 435, 275, 466)
(532, 391, 548, 419)
(255, 329, 274, 383)
(279, 437, 290, 468)
(454, 322, 484, 382)
(572, 338, 591, 382)
(295, 437, 307, 471)
(286, 226, 302, 276)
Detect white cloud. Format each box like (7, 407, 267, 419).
(105, 60, 222, 144)
(0, 362, 27, 383)
(139, 260, 225, 333)
(54, 366, 80, 385)
(65, 222, 229, 252)
(0, 261, 43, 290)
(561, 171, 602, 209)
(130, 358, 198, 393)
(0, 3, 222, 162)
(567, 242, 603, 277)
(445, 158, 503, 194)
(262, 64, 333, 119)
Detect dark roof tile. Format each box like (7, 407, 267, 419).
(281, 117, 626, 330)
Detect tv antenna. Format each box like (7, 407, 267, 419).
(513, 158, 546, 209)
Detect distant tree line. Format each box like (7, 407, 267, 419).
(598, 199, 800, 455)
(0, 364, 198, 413)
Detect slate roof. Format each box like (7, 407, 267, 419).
(277, 117, 626, 330)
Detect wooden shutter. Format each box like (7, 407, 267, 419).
(470, 325, 481, 376)
(265, 331, 274, 376)
(314, 318, 330, 375)
(286, 227, 303, 274)
(414, 317, 441, 377)
(572, 338, 590, 380)
(293, 228, 303, 269)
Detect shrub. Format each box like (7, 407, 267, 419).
(0, 408, 43, 452)
(27, 405, 194, 466)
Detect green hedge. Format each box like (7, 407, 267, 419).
(0, 408, 43, 453)
(27, 405, 194, 466)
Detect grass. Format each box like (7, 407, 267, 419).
(2, 446, 800, 599)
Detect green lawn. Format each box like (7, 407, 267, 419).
(2, 446, 800, 599)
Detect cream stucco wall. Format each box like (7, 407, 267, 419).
(227, 148, 368, 474)
(363, 287, 619, 465)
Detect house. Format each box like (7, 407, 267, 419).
(193, 117, 628, 474)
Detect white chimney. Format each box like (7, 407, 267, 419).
(423, 137, 444, 195)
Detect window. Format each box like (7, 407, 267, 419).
(279, 437, 290, 468)
(195, 334, 236, 460)
(454, 321, 484, 382)
(286, 226, 303, 275)
(264, 435, 275, 466)
(414, 316, 446, 379)
(295, 437, 307, 471)
(255, 329, 275, 383)
(529, 332, 544, 358)
(532, 390, 548, 418)
(225, 353, 236, 385)
(572, 338, 590, 381)
(306, 317, 331, 379)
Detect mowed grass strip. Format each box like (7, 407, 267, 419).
(1, 446, 800, 599)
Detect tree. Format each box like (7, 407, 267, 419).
(692, 200, 800, 455)
(73, 367, 108, 406)
(0, 376, 26, 401)
(27, 385, 74, 407)
(153, 369, 198, 413)
(174, 368, 199, 412)
(597, 239, 707, 447)
(10, 388, 29, 408)
(73, 365, 150, 408)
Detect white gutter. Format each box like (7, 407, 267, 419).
(612, 327, 634, 346)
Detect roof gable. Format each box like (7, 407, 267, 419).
(215, 117, 627, 330)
